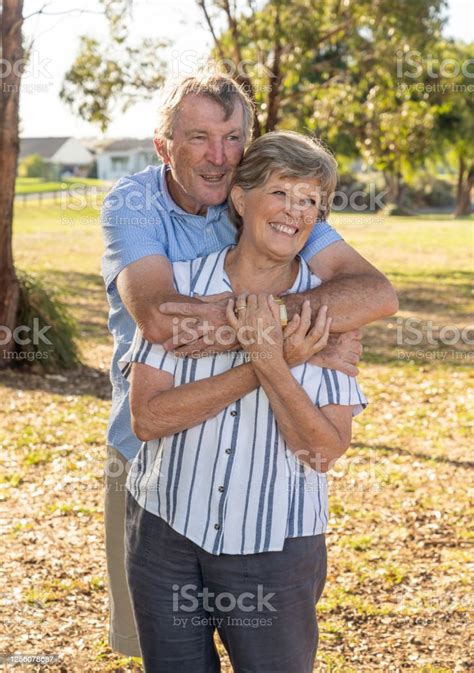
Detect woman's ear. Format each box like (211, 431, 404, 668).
(230, 185, 245, 216)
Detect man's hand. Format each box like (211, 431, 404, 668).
(160, 292, 234, 351)
(310, 329, 363, 376)
(283, 301, 332, 368)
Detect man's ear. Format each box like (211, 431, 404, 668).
(153, 133, 171, 164)
(230, 185, 245, 216)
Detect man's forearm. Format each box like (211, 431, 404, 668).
(133, 362, 259, 440)
(283, 272, 398, 332)
(138, 292, 203, 344)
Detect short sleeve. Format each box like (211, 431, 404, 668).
(101, 178, 169, 291)
(299, 220, 343, 262)
(316, 368, 367, 417)
(119, 327, 177, 380)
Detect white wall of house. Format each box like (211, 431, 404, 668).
(97, 149, 159, 180)
(50, 137, 94, 166)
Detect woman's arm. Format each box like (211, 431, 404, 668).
(128, 305, 333, 441)
(129, 360, 259, 441)
(253, 357, 354, 472)
(226, 293, 354, 472)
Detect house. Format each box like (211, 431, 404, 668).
(95, 138, 160, 181)
(19, 137, 94, 179)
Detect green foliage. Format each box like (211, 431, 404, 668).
(202, 0, 450, 208)
(60, 0, 168, 131)
(16, 272, 81, 372)
(18, 154, 46, 179)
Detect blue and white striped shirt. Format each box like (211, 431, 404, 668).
(101, 164, 343, 460)
(120, 247, 367, 555)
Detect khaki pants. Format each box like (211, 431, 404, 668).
(104, 445, 141, 657)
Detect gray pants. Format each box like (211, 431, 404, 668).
(125, 492, 327, 673)
(104, 446, 141, 657)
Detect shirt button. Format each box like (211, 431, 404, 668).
(218, 485, 225, 492)
(225, 448, 232, 454)
(230, 410, 238, 417)
(214, 523, 221, 530)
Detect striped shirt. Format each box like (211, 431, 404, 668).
(120, 246, 367, 555)
(101, 163, 343, 460)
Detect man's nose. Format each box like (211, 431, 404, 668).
(206, 140, 225, 166)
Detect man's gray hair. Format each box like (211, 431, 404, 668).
(228, 131, 338, 230)
(155, 72, 255, 144)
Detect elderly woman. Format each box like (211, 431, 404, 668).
(120, 131, 367, 673)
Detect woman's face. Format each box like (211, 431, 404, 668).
(231, 172, 322, 262)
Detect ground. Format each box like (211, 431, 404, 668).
(0, 201, 472, 672)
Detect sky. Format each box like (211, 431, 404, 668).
(18, 0, 474, 139)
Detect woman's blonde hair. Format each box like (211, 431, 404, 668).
(228, 131, 338, 231)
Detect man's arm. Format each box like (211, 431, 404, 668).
(285, 240, 399, 332)
(159, 241, 398, 337)
(117, 255, 213, 344)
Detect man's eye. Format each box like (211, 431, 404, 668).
(227, 135, 241, 141)
(272, 190, 286, 196)
(304, 198, 317, 206)
(192, 135, 206, 140)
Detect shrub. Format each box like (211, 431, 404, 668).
(16, 273, 81, 372)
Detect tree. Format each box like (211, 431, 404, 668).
(0, 0, 24, 366)
(60, 1, 168, 132)
(429, 40, 474, 216)
(196, 0, 447, 211)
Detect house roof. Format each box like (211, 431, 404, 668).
(102, 138, 153, 152)
(19, 137, 71, 160)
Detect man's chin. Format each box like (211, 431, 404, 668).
(198, 186, 229, 207)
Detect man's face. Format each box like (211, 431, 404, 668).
(154, 94, 246, 215)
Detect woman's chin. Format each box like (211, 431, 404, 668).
(264, 234, 304, 259)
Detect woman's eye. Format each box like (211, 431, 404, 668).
(272, 190, 286, 196)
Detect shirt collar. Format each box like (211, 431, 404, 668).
(158, 164, 228, 222)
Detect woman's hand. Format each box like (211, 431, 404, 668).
(283, 301, 332, 368)
(226, 293, 284, 362)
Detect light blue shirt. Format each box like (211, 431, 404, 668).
(120, 248, 367, 555)
(101, 164, 343, 461)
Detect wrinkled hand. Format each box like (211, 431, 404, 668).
(161, 291, 234, 351)
(283, 302, 332, 368)
(310, 329, 362, 376)
(226, 293, 283, 361)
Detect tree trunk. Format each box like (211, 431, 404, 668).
(454, 157, 473, 217)
(0, 0, 23, 367)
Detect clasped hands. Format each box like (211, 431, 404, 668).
(159, 292, 362, 376)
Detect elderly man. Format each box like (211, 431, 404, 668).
(101, 73, 398, 657)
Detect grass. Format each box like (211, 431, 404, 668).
(1, 203, 472, 672)
(15, 177, 107, 194)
